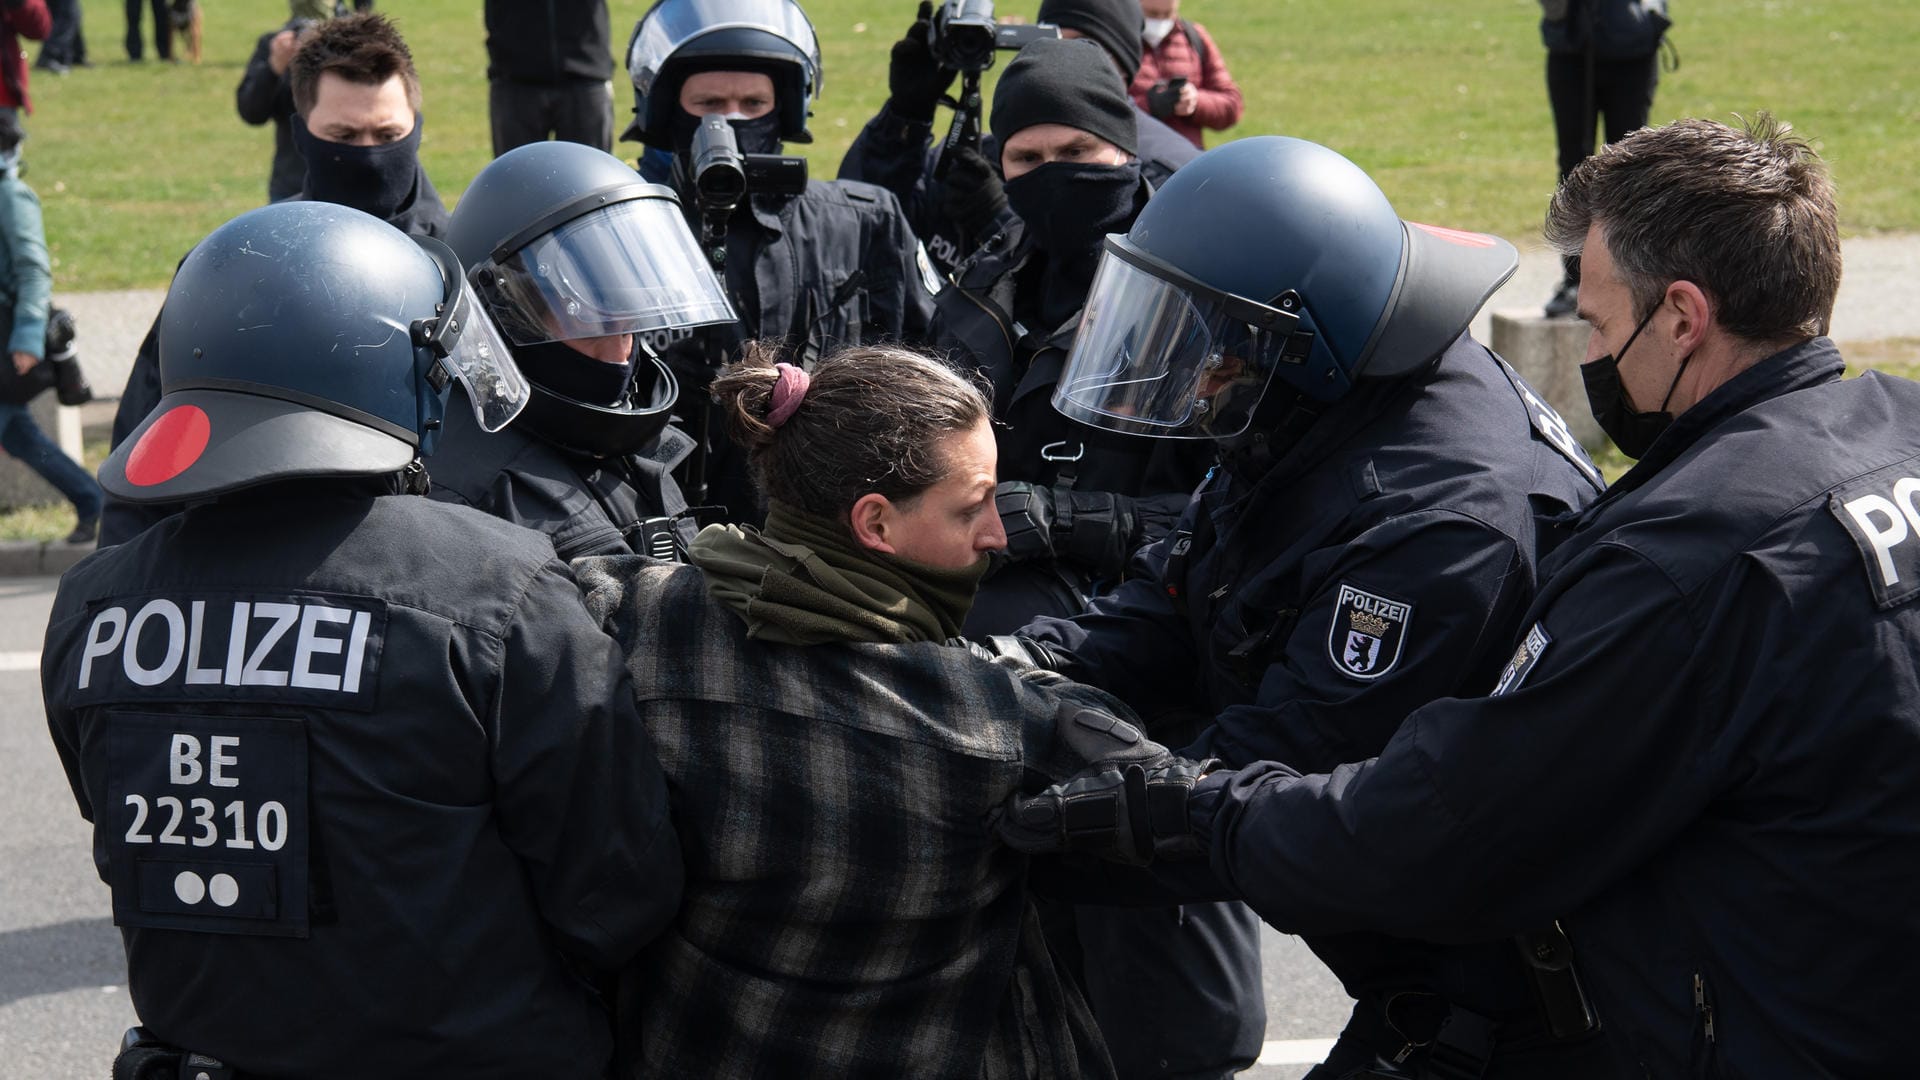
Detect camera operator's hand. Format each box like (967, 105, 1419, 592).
(269, 29, 299, 75)
(998, 705, 1218, 865)
(1174, 81, 1200, 118)
(890, 1, 959, 123)
(938, 141, 1008, 240)
(1145, 80, 1180, 120)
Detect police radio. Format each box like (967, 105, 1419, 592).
(927, 4, 1059, 181)
(686, 114, 808, 269)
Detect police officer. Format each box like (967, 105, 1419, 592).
(997, 136, 1613, 1078)
(104, 12, 450, 548)
(622, 0, 941, 522)
(1006, 116, 1920, 1080)
(935, 39, 1208, 633)
(839, 0, 1198, 279)
(44, 201, 683, 1079)
(435, 139, 736, 560)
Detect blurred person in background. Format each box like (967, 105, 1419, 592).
(1130, 0, 1241, 149)
(484, 0, 616, 155)
(1540, 0, 1670, 317)
(0, 111, 101, 544)
(122, 0, 168, 60)
(34, 0, 83, 73)
(0, 0, 50, 121)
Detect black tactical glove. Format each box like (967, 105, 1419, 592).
(998, 705, 1217, 865)
(889, 1, 959, 123)
(995, 482, 1141, 579)
(937, 141, 1008, 240)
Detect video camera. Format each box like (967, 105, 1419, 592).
(925, 0, 1057, 74)
(925, 2, 1060, 180)
(685, 114, 809, 266)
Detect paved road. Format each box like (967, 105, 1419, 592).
(0, 576, 1353, 1078)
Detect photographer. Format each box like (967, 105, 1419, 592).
(1131, 0, 1242, 149)
(236, 2, 335, 203)
(838, 0, 1197, 279)
(622, 0, 939, 525)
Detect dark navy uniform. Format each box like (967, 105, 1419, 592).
(644, 169, 943, 520)
(838, 100, 1197, 278)
(44, 485, 683, 1079)
(933, 215, 1214, 632)
(1023, 335, 1611, 1076)
(426, 389, 699, 560)
(1193, 338, 1920, 1078)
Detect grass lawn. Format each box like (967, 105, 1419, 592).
(23, 0, 1920, 291)
(2, 0, 1914, 533)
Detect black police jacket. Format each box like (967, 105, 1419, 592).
(484, 0, 612, 86)
(1194, 338, 1920, 1078)
(932, 216, 1215, 632)
(838, 100, 1197, 278)
(1022, 335, 1605, 1028)
(99, 176, 451, 549)
(651, 173, 942, 521)
(426, 390, 699, 561)
(42, 482, 682, 1080)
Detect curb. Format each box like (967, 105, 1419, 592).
(0, 539, 93, 578)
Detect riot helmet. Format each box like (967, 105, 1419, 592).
(624, 0, 822, 149)
(446, 140, 736, 457)
(1054, 136, 1519, 440)
(101, 201, 526, 503)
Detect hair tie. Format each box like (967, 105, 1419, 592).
(766, 362, 811, 428)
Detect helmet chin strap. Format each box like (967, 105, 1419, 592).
(1220, 390, 1325, 479)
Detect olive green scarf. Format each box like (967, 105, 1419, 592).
(688, 501, 990, 646)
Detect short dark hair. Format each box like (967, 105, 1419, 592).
(710, 343, 992, 520)
(289, 13, 422, 116)
(1544, 114, 1840, 343)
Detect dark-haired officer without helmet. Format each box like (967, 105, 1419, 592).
(623, 0, 941, 523)
(1010, 114, 1920, 1080)
(435, 139, 736, 560)
(995, 136, 1614, 1079)
(839, 0, 1198, 279)
(42, 201, 682, 1080)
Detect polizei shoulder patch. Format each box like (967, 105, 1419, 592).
(1327, 582, 1414, 681)
(1492, 621, 1553, 696)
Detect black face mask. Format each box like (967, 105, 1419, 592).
(1580, 301, 1694, 459)
(1004, 159, 1142, 260)
(515, 339, 637, 406)
(669, 110, 784, 157)
(1005, 160, 1143, 329)
(292, 116, 423, 222)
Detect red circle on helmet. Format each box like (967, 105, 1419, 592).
(125, 405, 212, 486)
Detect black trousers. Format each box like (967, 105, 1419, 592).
(123, 0, 169, 60)
(1041, 898, 1267, 1079)
(40, 0, 86, 64)
(488, 80, 615, 157)
(1546, 50, 1658, 182)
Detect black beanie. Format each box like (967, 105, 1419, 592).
(990, 37, 1139, 159)
(1036, 0, 1145, 83)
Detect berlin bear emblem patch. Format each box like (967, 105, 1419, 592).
(1327, 583, 1413, 681)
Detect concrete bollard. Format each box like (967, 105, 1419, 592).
(1488, 309, 1604, 452)
(0, 394, 87, 509)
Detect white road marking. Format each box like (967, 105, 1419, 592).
(1258, 1038, 1338, 1066)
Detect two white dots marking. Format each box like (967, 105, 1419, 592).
(173, 870, 239, 908)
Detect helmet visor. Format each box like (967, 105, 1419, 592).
(443, 277, 531, 433)
(484, 197, 736, 346)
(1055, 240, 1297, 440)
(629, 0, 822, 96)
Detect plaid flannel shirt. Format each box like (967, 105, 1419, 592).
(577, 557, 1132, 1079)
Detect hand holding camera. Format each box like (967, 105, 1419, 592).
(889, 2, 958, 123)
(1147, 76, 1191, 120)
